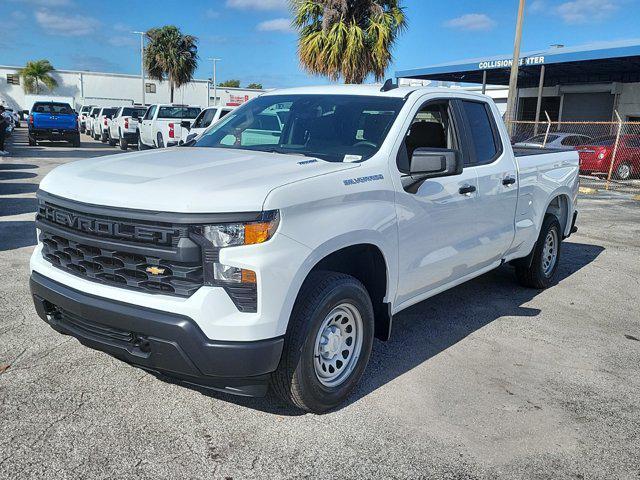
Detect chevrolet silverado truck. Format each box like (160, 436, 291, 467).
(30, 85, 578, 413)
(28, 102, 80, 147)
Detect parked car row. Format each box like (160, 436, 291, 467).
(514, 132, 640, 180)
(80, 103, 236, 151)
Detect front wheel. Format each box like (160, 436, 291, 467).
(516, 214, 562, 289)
(271, 271, 374, 413)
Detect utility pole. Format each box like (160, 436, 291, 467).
(505, 0, 526, 128)
(208, 58, 221, 106)
(132, 31, 146, 105)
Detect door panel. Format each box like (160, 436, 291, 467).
(395, 168, 481, 306)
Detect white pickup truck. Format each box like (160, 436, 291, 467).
(108, 106, 149, 150)
(137, 104, 201, 149)
(30, 85, 578, 413)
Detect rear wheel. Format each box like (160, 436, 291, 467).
(271, 271, 374, 413)
(119, 132, 128, 150)
(70, 135, 81, 148)
(516, 214, 562, 289)
(28, 136, 36, 146)
(614, 162, 632, 180)
(157, 133, 164, 148)
(108, 132, 117, 146)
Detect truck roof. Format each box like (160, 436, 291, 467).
(262, 84, 490, 100)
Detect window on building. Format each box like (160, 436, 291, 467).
(6, 74, 20, 85)
(145, 83, 156, 94)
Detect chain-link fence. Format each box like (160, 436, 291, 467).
(506, 115, 640, 194)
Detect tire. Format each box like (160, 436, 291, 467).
(157, 133, 164, 148)
(28, 136, 36, 146)
(93, 129, 100, 141)
(516, 214, 562, 289)
(614, 162, 632, 180)
(80, 125, 85, 134)
(100, 131, 108, 143)
(70, 135, 81, 148)
(119, 133, 128, 150)
(108, 134, 117, 147)
(271, 271, 375, 413)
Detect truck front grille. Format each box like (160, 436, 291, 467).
(40, 231, 203, 297)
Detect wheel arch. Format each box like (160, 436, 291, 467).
(544, 192, 572, 237)
(288, 241, 394, 342)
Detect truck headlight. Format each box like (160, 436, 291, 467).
(199, 211, 279, 248)
(190, 211, 279, 312)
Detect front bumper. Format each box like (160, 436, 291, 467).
(30, 271, 284, 396)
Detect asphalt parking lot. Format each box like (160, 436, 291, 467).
(1, 127, 639, 479)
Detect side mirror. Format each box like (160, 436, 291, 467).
(403, 148, 463, 192)
(180, 120, 191, 129)
(410, 148, 462, 177)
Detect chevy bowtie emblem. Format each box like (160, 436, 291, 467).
(146, 266, 166, 275)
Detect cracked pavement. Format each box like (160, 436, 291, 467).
(1, 128, 639, 479)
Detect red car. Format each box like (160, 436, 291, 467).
(577, 134, 640, 180)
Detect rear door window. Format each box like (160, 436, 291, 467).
(158, 107, 201, 119)
(461, 100, 501, 164)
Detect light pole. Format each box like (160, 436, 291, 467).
(505, 0, 526, 129)
(208, 58, 221, 106)
(132, 31, 146, 105)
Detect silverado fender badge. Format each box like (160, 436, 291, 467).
(343, 174, 384, 186)
(146, 266, 166, 275)
(297, 159, 318, 165)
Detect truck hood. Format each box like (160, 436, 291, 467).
(39, 147, 359, 213)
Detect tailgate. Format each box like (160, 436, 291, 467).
(34, 113, 76, 130)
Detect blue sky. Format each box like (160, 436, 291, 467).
(1, 0, 639, 88)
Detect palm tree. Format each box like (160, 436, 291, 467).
(292, 0, 407, 84)
(18, 60, 58, 94)
(144, 26, 198, 103)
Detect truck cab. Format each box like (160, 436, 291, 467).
(30, 85, 578, 413)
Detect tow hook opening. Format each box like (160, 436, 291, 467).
(132, 335, 151, 353)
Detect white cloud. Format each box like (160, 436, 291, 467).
(530, 0, 546, 12)
(444, 13, 496, 31)
(205, 8, 220, 18)
(35, 10, 100, 36)
(257, 18, 293, 33)
(226, 0, 287, 10)
(555, 0, 619, 24)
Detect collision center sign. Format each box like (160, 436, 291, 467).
(478, 56, 545, 70)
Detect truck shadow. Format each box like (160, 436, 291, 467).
(159, 241, 605, 416)
(0, 221, 37, 251)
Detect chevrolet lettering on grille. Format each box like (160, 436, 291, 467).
(38, 203, 177, 245)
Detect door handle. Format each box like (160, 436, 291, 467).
(502, 177, 516, 186)
(459, 185, 476, 195)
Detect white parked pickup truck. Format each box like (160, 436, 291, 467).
(108, 106, 149, 150)
(137, 104, 201, 149)
(30, 85, 578, 413)
(182, 106, 236, 144)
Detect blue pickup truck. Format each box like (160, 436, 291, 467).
(28, 102, 80, 147)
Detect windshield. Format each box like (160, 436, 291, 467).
(194, 94, 404, 162)
(158, 106, 201, 119)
